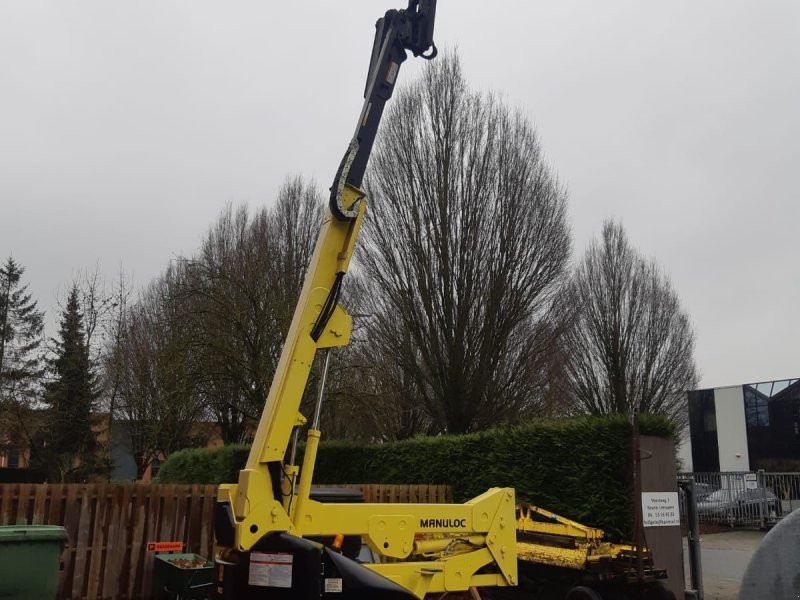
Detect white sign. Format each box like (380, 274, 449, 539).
(641, 491, 680, 527)
(248, 552, 293, 588)
(745, 473, 758, 490)
(325, 578, 343, 593)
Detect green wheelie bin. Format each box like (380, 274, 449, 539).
(0, 525, 67, 599)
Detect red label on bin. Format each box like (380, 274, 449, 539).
(147, 541, 184, 552)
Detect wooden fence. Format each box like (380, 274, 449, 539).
(0, 482, 452, 600)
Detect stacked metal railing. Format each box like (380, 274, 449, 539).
(678, 471, 800, 528)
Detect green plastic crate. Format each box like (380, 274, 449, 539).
(154, 552, 214, 598)
(0, 525, 67, 600)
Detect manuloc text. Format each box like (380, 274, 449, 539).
(419, 518, 467, 528)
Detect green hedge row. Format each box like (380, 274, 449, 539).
(157, 444, 251, 486)
(157, 414, 672, 540)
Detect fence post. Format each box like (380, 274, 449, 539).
(757, 469, 766, 529)
(678, 476, 703, 599)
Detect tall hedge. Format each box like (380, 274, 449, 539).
(157, 444, 251, 486)
(157, 414, 672, 540)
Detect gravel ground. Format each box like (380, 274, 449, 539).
(683, 530, 766, 600)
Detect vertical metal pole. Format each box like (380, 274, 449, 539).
(681, 477, 704, 599)
(292, 349, 333, 533)
(758, 469, 766, 529)
(631, 410, 646, 598)
(312, 349, 332, 430)
(288, 428, 301, 498)
(289, 429, 300, 466)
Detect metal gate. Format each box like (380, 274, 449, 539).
(678, 471, 800, 527)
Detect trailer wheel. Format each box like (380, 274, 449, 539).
(645, 584, 676, 600)
(565, 586, 603, 600)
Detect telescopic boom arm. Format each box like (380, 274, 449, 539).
(217, 0, 442, 552)
(329, 0, 437, 220)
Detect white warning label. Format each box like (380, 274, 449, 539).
(248, 552, 293, 588)
(325, 578, 343, 593)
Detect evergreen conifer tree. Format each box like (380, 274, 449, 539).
(40, 286, 105, 481)
(0, 256, 45, 420)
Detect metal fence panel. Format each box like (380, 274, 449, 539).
(678, 471, 798, 527)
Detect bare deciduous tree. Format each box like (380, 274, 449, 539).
(317, 274, 435, 442)
(357, 52, 571, 435)
(178, 177, 322, 443)
(563, 220, 697, 428)
(101, 177, 326, 461)
(112, 270, 206, 478)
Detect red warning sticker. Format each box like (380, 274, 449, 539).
(146, 541, 184, 552)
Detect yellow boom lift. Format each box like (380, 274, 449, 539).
(212, 3, 517, 599)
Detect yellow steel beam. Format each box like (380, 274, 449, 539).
(517, 504, 605, 541)
(227, 185, 365, 550)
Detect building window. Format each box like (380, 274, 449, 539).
(703, 409, 717, 432)
(687, 388, 720, 472)
(744, 386, 769, 427)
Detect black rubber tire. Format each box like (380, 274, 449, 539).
(565, 586, 603, 600)
(645, 584, 676, 600)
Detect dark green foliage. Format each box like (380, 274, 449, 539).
(0, 256, 45, 408)
(157, 444, 251, 485)
(158, 414, 673, 539)
(636, 412, 675, 440)
(36, 286, 107, 481)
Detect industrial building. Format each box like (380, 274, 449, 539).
(679, 377, 800, 472)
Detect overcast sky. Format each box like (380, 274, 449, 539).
(1, 1, 798, 389)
